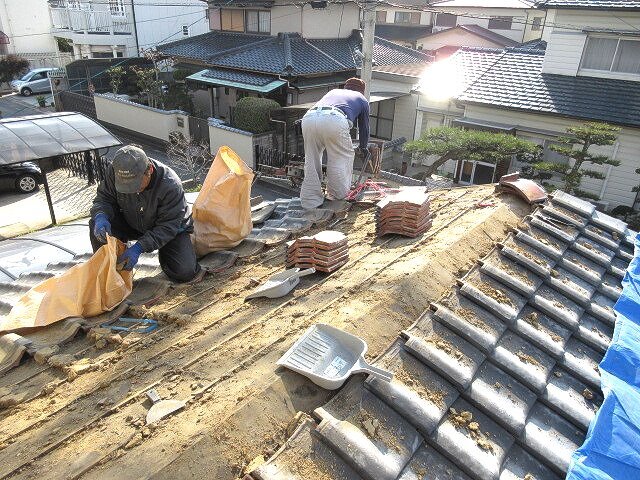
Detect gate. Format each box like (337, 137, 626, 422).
(255, 146, 303, 174)
(188, 116, 210, 144)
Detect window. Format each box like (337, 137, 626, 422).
(221, 9, 244, 32)
(376, 10, 387, 23)
(435, 13, 456, 27)
(209, 8, 221, 30)
(488, 16, 512, 30)
(182, 25, 189, 36)
(369, 99, 395, 140)
(246, 10, 270, 33)
(531, 16, 543, 31)
(581, 36, 640, 75)
(394, 12, 411, 24)
(109, 0, 126, 16)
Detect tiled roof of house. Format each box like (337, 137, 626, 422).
(433, 0, 536, 8)
(375, 24, 433, 42)
(199, 68, 282, 87)
(373, 63, 430, 77)
(537, 0, 640, 9)
(457, 24, 521, 47)
(457, 49, 640, 128)
(158, 31, 431, 77)
(252, 191, 636, 480)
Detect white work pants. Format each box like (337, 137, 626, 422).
(300, 110, 354, 209)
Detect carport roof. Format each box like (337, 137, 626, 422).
(0, 112, 121, 165)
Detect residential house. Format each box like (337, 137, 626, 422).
(417, 24, 520, 59)
(375, 0, 544, 50)
(0, 0, 60, 64)
(430, 0, 542, 43)
(157, 1, 431, 127)
(48, 0, 208, 59)
(410, 0, 640, 211)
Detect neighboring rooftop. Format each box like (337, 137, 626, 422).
(420, 24, 521, 48)
(457, 49, 640, 129)
(537, 0, 640, 9)
(375, 24, 433, 43)
(432, 0, 536, 8)
(159, 30, 431, 78)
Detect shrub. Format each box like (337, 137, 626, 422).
(0, 55, 30, 84)
(232, 97, 280, 134)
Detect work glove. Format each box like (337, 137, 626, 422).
(93, 213, 111, 243)
(117, 243, 143, 271)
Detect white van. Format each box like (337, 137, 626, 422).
(10, 68, 56, 96)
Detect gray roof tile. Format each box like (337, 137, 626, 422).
(256, 190, 634, 480)
(457, 49, 640, 128)
(159, 31, 430, 77)
(538, 0, 640, 9)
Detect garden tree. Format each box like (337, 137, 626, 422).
(232, 97, 280, 133)
(403, 127, 539, 180)
(0, 55, 29, 84)
(166, 132, 212, 184)
(131, 66, 163, 108)
(56, 37, 73, 53)
(522, 122, 620, 200)
(106, 66, 125, 95)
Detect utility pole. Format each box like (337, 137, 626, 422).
(361, 0, 376, 100)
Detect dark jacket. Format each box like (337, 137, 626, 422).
(90, 159, 192, 252)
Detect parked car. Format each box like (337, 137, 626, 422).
(0, 162, 42, 193)
(10, 68, 55, 97)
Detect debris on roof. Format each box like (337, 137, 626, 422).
(246, 190, 634, 480)
(498, 172, 548, 204)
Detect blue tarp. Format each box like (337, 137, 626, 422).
(567, 233, 640, 480)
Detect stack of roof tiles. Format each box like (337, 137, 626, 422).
(251, 190, 637, 480)
(376, 188, 432, 237)
(286, 231, 348, 273)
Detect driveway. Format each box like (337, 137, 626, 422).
(0, 92, 54, 118)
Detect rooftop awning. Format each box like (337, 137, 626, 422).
(187, 68, 286, 93)
(0, 112, 121, 165)
(453, 117, 516, 133)
(370, 92, 409, 103)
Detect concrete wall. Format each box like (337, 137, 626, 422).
(134, 0, 209, 51)
(94, 93, 190, 142)
(209, 119, 256, 168)
(0, 0, 58, 54)
(542, 9, 640, 78)
(270, 2, 360, 38)
(391, 94, 419, 141)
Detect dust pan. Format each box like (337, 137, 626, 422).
(146, 389, 186, 424)
(276, 324, 393, 390)
(245, 268, 315, 299)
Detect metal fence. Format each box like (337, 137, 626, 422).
(57, 91, 97, 118)
(254, 146, 303, 173)
(55, 150, 111, 185)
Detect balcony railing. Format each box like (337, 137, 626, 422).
(50, 6, 132, 35)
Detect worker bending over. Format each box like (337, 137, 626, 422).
(300, 77, 370, 209)
(89, 145, 202, 283)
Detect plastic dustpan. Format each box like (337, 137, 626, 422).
(245, 268, 315, 299)
(276, 323, 393, 390)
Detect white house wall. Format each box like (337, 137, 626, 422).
(270, 3, 360, 39)
(375, 8, 432, 25)
(134, 0, 208, 52)
(0, 0, 57, 54)
(542, 9, 640, 76)
(463, 104, 639, 209)
(391, 94, 419, 141)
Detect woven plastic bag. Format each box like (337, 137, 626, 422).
(1, 235, 133, 333)
(192, 146, 254, 256)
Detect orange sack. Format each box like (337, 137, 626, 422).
(192, 146, 254, 256)
(1, 235, 133, 333)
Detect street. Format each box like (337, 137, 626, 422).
(0, 92, 54, 118)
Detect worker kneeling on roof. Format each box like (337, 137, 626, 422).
(300, 77, 370, 209)
(89, 145, 202, 283)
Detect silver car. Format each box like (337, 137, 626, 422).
(10, 68, 55, 96)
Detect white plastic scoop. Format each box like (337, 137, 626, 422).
(277, 323, 393, 390)
(245, 268, 316, 299)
